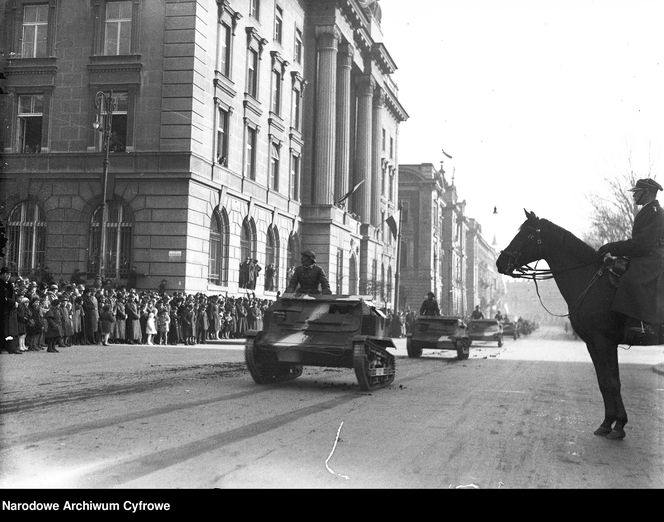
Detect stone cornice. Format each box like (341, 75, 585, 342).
(290, 71, 307, 93)
(372, 43, 397, 75)
(217, 0, 242, 33)
(383, 84, 409, 122)
(243, 95, 263, 120)
(214, 73, 237, 98)
(246, 26, 268, 56)
(270, 50, 289, 75)
(338, 0, 370, 29)
(353, 26, 372, 55)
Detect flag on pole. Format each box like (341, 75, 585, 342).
(385, 210, 400, 240)
(336, 179, 365, 207)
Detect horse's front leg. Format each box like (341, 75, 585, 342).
(586, 341, 618, 436)
(604, 343, 627, 440)
(588, 338, 627, 440)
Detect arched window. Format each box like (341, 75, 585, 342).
(88, 201, 132, 278)
(349, 254, 358, 295)
(209, 208, 230, 285)
(240, 216, 256, 261)
(6, 201, 46, 276)
(265, 225, 280, 291)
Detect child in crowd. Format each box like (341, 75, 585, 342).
(156, 308, 170, 345)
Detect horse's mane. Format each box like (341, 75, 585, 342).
(538, 219, 597, 261)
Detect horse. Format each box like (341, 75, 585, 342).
(496, 210, 628, 440)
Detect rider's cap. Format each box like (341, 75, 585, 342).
(629, 178, 662, 192)
(301, 250, 316, 261)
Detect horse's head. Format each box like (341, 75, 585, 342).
(496, 209, 544, 275)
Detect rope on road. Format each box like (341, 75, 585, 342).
(325, 421, 349, 480)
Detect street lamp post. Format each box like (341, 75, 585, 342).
(93, 90, 115, 281)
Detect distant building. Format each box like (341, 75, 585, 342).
(0, 0, 408, 301)
(503, 279, 568, 326)
(466, 218, 504, 318)
(397, 162, 499, 316)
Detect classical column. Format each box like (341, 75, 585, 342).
(371, 87, 384, 226)
(335, 42, 354, 206)
(353, 74, 374, 222)
(313, 25, 339, 205)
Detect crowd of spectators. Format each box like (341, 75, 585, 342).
(0, 268, 274, 354)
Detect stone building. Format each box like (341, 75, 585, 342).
(465, 217, 504, 318)
(0, 0, 407, 300)
(397, 162, 499, 317)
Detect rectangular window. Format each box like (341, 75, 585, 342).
(247, 48, 259, 98)
(21, 4, 49, 58)
(291, 87, 301, 131)
(104, 1, 132, 56)
(274, 6, 283, 43)
(216, 107, 229, 165)
(219, 22, 232, 77)
(389, 173, 394, 202)
(290, 153, 300, 201)
(17, 94, 43, 153)
(271, 69, 281, 115)
(390, 136, 394, 159)
(98, 92, 128, 153)
(246, 126, 257, 180)
(294, 28, 303, 64)
(381, 128, 386, 152)
(270, 142, 280, 191)
(249, 0, 260, 20)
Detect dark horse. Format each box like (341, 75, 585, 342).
(496, 210, 628, 440)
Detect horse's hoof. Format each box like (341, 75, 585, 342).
(593, 426, 612, 436)
(606, 429, 625, 440)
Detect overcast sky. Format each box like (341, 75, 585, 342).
(379, 0, 664, 248)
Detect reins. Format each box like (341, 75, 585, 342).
(502, 223, 603, 318)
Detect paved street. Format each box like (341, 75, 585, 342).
(1, 327, 663, 489)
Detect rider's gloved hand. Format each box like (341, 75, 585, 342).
(597, 243, 616, 257)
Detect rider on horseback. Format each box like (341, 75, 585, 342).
(597, 178, 664, 340)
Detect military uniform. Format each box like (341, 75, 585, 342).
(601, 199, 664, 325)
(419, 296, 440, 316)
(286, 264, 331, 295)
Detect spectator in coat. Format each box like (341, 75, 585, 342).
(99, 304, 116, 346)
(0, 267, 21, 354)
(26, 296, 44, 351)
(44, 298, 62, 352)
(82, 289, 99, 344)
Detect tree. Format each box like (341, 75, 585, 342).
(583, 169, 640, 249)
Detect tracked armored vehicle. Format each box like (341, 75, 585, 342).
(406, 315, 471, 360)
(245, 294, 396, 391)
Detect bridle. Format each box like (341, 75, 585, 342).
(500, 221, 601, 317)
(500, 224, 554, 281)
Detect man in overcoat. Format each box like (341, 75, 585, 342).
(0, 267, 21, 353)
(419, 292, 440, 316)
(598, 178, 664, 328)
(285, 250, 331, 295)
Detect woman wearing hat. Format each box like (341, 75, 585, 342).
(598, 178, 664, 332)
(44, 298, 63, 352)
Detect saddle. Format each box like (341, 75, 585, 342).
(602, 255, 663, 345)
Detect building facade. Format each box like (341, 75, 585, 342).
(397, 162, 502, 317)
(0, 0, 407, 301)
(465, 217, 504, 318)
